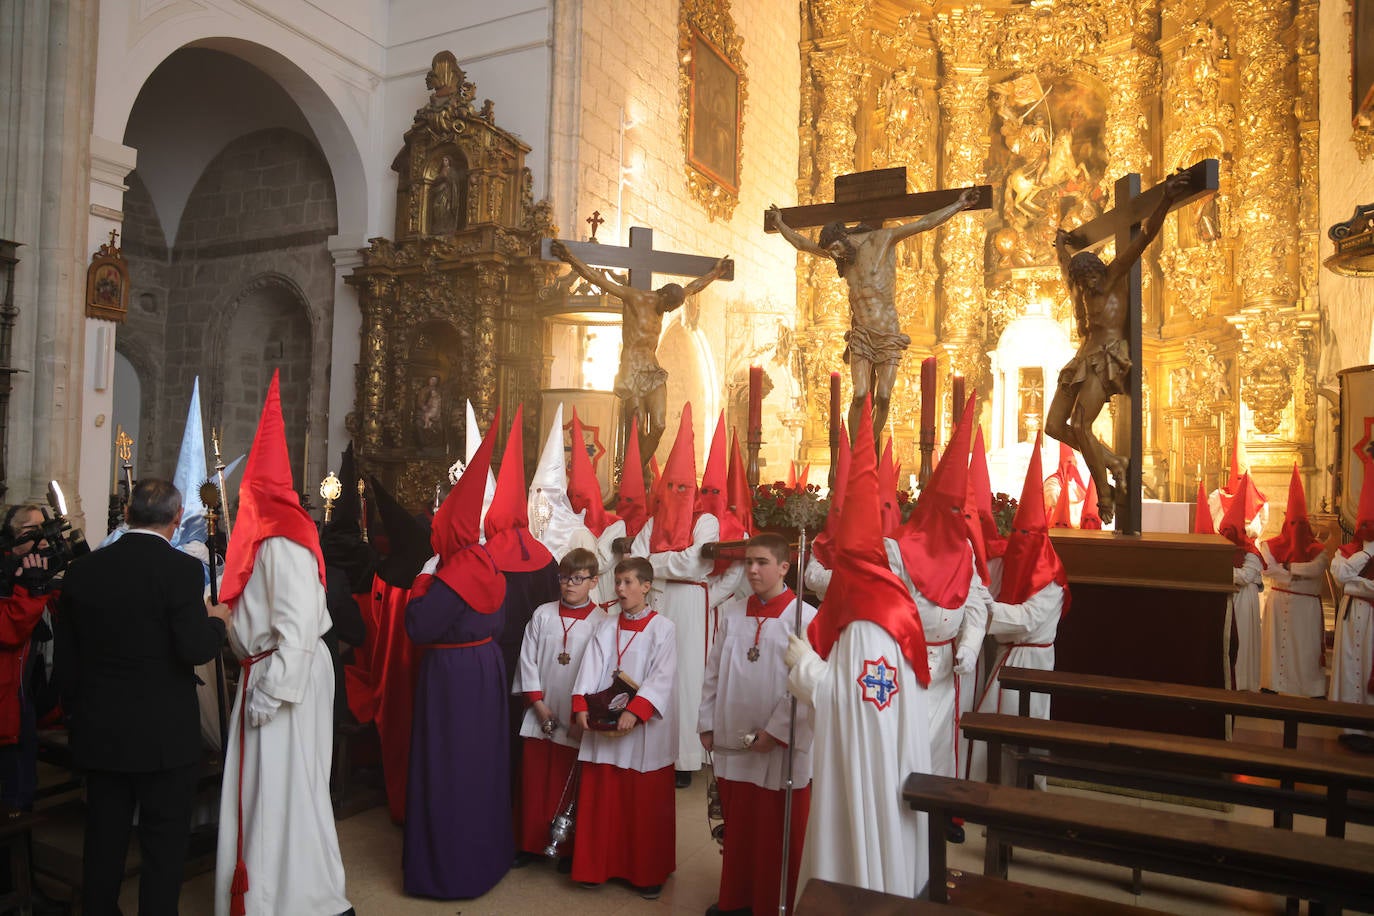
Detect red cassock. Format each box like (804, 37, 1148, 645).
(571, 763, 676, 887)
(517, 737, 581, 856)
(717, 778, 811, 915)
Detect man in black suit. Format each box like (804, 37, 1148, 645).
(56, 478, 230, 915)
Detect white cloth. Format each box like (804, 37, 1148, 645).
(1330, 546, 1374, 732)
(965, 582, 1064, 783)
(214, 538, 349, 916)
(1259, 543, 1328, 697)
(890, 540, 990, 778)
(803, 556, 833, 599)
(591, 519, 627, 605)
(698, 593, 819, 788)
(573, 611, 679, 772)
(1229, 552, 1264, 691)
(630, 513, 720, 770)
(512, 599, 610, 747)
(787, 620, 931, 899)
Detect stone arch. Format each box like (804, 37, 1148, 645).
(207, 272, 316, 470)
(656, 319, 721, 465)
(113, 335, 161, 478)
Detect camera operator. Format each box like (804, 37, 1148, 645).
(0, 504, 60, 819)
(55, 479, 231, 914)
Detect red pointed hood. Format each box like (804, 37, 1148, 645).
(1267, 464, 1324, 564)
(812, 424, 851, 568)
(1079, 476, 1103, 530)
(696, 412, 728, 523)
(650, 405, 698, 552)
(1342, 456, 1374, 556)
(617, 416, 649, 538)
(999, 432, 1069, 607)
(484, 405, 555, 572)
(964, 426, 1006, 585)
(723, 431, 752, 541)
(896, 393, 976, 609)
(220, 371, 326, 606)
(1226, 438, 1242, 494)
(878, 439, 902, 536)
(1219, 472, 1264, 568)
(808, 396, 929, 685)
(431, 412, 506, 613)
(1056, 440, 1086, 493)
(1049, 479, 1074, 528)
(1194, 478, 1215, 534)
(567, 410, 617, 538)
(647, 455, 663, 516)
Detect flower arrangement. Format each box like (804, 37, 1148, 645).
(752, 481, 830, 532)
(991, 492, 1018, 536)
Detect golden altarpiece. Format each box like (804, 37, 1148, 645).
(346, 53, 556, 507)
(793, 0, 1320, 507)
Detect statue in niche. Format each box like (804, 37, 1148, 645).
(413, 374, 446, 451)
(1045, 172, 1189, 523)
(549, 239, 731, 461)
(768, 189, 980, 439)
(429, 156, 463, 235)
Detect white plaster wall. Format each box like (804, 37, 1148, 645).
(1319, 0, 1374, 378)
(571, 0, 802, 468)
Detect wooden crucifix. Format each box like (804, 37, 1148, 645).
(766, 167, 992, 445)
(542, 227, 733, 462)
(1047, 158, 1219, 536)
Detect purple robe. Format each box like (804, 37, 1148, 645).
(403, 578, 512, 899)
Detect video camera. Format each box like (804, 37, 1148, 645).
(0, 481, 91, 592)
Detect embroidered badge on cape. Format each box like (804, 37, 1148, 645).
(857, 656, 899, 711)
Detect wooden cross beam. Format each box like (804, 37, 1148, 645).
(1063, 157, 1220, 536)
(540, 226, 734, 290)
(763, 166, 992, 232)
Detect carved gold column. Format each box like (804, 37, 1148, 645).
(1232, 0, 1305, 447)
(363, 275, 394, 450)
(933, 9, 992, 390)
(474, 264, 501, 425)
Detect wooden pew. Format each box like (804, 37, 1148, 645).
(996, 666, 1374, 748)
(959, 711, 1374, 844)
(903, 773, 1374, 914)
(793, 874, 1167, 915)
(794, 878, 982, 914)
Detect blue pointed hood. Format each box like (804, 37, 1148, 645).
(171, 378, 208, 549)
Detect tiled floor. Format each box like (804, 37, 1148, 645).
(96, 716, 1372, 914)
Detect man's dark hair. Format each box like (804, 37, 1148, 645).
(127, 479, 183, 528)
(656, 283, 686, 310)
(818, 222, 873, 278)
(1068, 250, 1107, 283)
(614, 556, 654, 584)
(747, 532, 791, 565)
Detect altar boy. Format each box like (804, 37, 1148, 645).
(699, 532, 818, 916)
(570, 558, 678, 898)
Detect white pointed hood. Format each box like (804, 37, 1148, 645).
(466, 399, 496, 538)
(527, 402, 586, 560)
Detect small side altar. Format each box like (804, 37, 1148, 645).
(1048, 529, 1234, 739)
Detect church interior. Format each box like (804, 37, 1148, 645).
(4, 0, 1374, 912)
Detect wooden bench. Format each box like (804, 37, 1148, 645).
(903, 773, 1374, 914)
(960, 711, 1374, 842)
(794, 877, 983, 914)
(793, 872, 1167, 915)
(996, 666, 1374, 748)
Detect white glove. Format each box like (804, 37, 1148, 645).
(246, 687, 282, 728)
(954, 643, 979, 676)
(784, 634, 818, 670)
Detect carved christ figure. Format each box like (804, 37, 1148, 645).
(768, 188, 981, 440)
(549, 240, 731, 461)
(1046, 171, 1190, 524)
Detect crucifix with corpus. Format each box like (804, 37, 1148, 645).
(767, 167, 992, 445)
(1046, 158, 1219, 535)
(541, 224, 733, 461)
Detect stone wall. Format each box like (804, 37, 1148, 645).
(120, 127, 337, 480)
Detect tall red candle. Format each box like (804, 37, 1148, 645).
(919, 357, 937, 437)
(829, 372, 841, 447)
(951, 373, 966, 421)
(748, 365, 763, 435)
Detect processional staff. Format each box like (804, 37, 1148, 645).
(199, 479, 231, 755)
(211, 427, 232, 536)
(778, 525, 808, 916)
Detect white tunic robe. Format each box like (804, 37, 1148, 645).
(1229, 552, 1264, 691)
(788, 620, 931, 899)
(573, 611, 679, 772)
(699, 594, 819, 788)
(513, 600, 611, 747)
(215, 538, 349, 916)
(965, 582, 1064, 783)
(1329, 545, 1374, 733)
(630, 514, 720, 770)
(1259, 543, 1328, 697)
(590, 519, 627, 606)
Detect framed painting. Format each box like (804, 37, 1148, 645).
(85, 230, 129, 323)
(687, 27, 740, 194)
